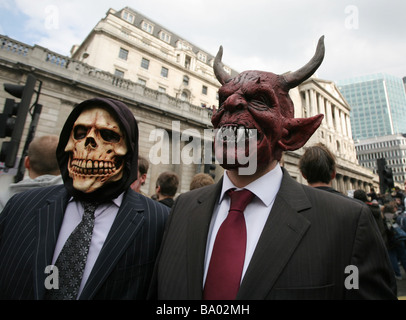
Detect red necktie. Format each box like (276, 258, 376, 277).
(203, 188, 255, 300)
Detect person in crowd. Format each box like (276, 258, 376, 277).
(383, 202, 406, 280)
(394, 195, 405, 213)
(298, 142, 344, 196)
(0, 97, 169, 299)
(368, 187, 378, 202)
(190, 172, 215, 191)
(150, 38, 397, 299)
(353, 189, 389, 247)
(393, 186, 404, 202)
(0, 135, 63, 212)
(155, 171, 179, 208)
(130, 155, 149, 196)
(403, 182, 406, 210)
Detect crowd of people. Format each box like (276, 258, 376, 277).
(354, 185, 406, 280)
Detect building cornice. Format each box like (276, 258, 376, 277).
(0, 35, 213, 128)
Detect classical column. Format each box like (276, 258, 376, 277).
(318, 94, 326, 117)
(346, 114, 353, 139)
(309, 89, 317, 116)
(340, 110, 347, 137)
(325, 100, 333, 129)
(304, 90, 310, 117)
(334, 106, 341, 134)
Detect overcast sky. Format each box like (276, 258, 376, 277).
(0, 0, 405, 82)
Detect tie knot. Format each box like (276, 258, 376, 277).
(82, 201, 98, 218)
(227, 189, 255, 213)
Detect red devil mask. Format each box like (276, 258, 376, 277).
(212, 36, 325, 173)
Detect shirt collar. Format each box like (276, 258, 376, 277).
(68, 192, 124, 208)
(220, 163, 283, 207)
(112, 192, 124, 207)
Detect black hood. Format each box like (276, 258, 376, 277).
(56, 97, 139, 202)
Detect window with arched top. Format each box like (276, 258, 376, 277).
(183, 75, 189, 86)
(180, 90, 189, 101)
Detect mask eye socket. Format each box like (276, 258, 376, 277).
(73, 125, 88, 140)
(100, 129, 121, 143)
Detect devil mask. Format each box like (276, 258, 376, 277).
(57, 98, 138, 202)
(212, 37, 325, 172)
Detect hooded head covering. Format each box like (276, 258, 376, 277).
(56, 97, 139, 202)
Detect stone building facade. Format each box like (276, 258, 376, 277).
(0, 7, 378, 196)
(70, 7, 238, 111)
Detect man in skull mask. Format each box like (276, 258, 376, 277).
(151, 37, 397, 299)
(0, 97, 170, 299)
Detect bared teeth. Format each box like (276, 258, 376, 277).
(216, 125, 258, 143)
(69, 159, 117, 175)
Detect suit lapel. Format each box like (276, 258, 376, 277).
(186, 179, 223, 299)
(34, 187, 69, 299)
(79, 189, 145, 299)
(237, 169, 312, 299)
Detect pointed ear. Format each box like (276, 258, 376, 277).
(278, 114, 324, 151)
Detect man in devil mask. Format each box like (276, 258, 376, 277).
(0, 97, 170, 299)
(151, 37, 397, 299)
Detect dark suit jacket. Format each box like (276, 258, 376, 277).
(151, 168, 397, 299)
(0, 185, 169, 300)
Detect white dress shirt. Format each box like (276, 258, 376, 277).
(203, 163, 283, 286)
(51, 193, 123, 298)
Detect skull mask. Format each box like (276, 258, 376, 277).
(64, 106, 128, 193)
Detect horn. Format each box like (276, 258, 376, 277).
(282, 36, 325, 89)
(213, 46, 232, 85)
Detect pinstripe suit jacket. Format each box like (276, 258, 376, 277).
(151, 168, 397, 299)
(0, 185, 169, 300)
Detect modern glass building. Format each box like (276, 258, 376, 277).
(337, 73, 406, 140)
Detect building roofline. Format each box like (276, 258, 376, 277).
(113, 7, 239, 77)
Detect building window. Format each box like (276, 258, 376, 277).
(159, 31, 171, 43)
(141, 58, 150, 69)
(185, 55, 191, 69)
(183, 75, 189, 86)
(118, 48, 129, 60)
(202, 85, 208, 95)
(122, 11, 135, 24)
(142, 21, 154, 34)
(114, 69, 124, 78)
(180, 91, 189, 101)
(161, 67, 169, 78)
(138, 78, 146, 86)
(180, 42, 192, 51)
(198, 52, 207, 63)
(158, 87, 166, 93)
